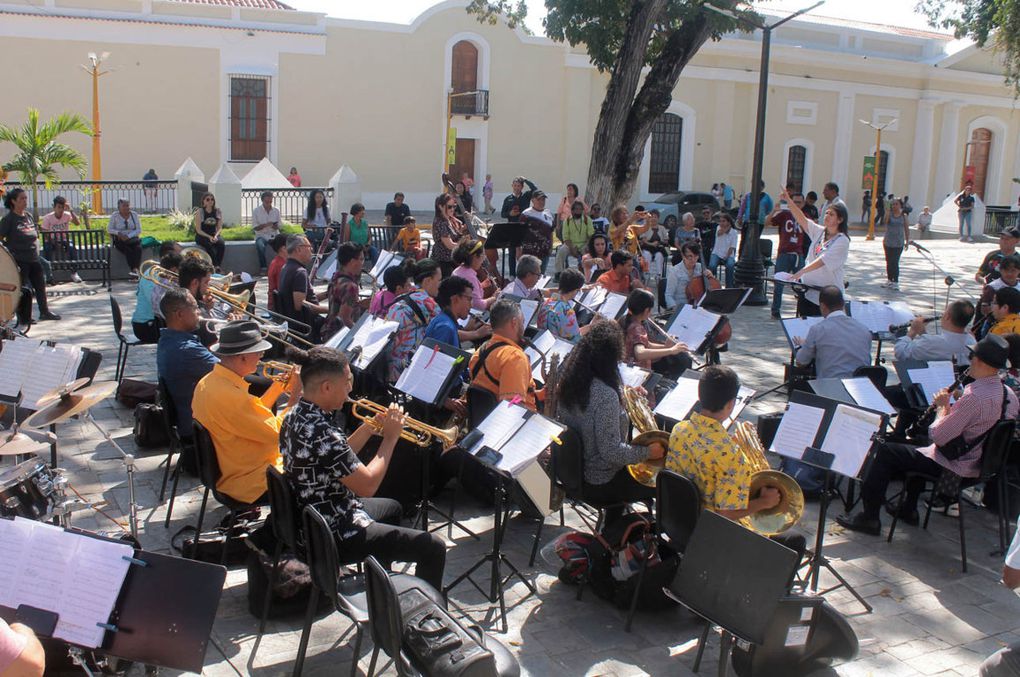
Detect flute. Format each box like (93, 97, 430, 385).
(889, 314, 939, 333)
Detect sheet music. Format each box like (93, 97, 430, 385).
(0, 517, 134, 648)
(524, 330, 555, 369)
(820, 404, 883, 478)
(0, 517, 34, 608)
(579, 286, 607, 311)
(722, 386, 756, 429)
(654, 378, 700, 421)
(317, 256, 338, 282)
(781, 316, 824, 349)
(597, 292, 628, 320)
(348, 317, 399, 370)
(469, 402, 528, 455)
(769, 402, 825, 459)
(842, 377, 897, 415)
(395, 346, 460, 404)
(498, 414, 562, 475)
(323, 326, 350, 350)
(849, 300, 913, 335)
(21, 344, 82, 409)
(0, 338, 41, 400)
(535, 275, 552, 291)
(531, 338, 576, 382)
(369, 250, 403, 280)
(619, 363, 651, 389)
(666, 305, 719, 351)
(906, 360, 956, 405)
(520, 298, 540, 327)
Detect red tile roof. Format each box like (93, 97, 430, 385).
(172, 0, 294, 10)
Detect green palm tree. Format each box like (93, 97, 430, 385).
(0, 108, 92, 221)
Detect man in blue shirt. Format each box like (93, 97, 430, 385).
(425, 276, 474, 349)
(157, 287, 218, 445)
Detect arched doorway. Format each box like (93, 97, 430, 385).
(451, 40, 478, 114)
(962, 128, 992, 200)
(648, 113, 683, 195)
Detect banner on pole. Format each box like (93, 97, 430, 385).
(446, 128, 457, 166)
(862, 156, 875, 190)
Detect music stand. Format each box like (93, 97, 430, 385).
(482, 223, 524, 279)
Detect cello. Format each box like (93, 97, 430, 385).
(685, 268, 732, 345)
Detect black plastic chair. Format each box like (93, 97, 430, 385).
(109, 295, 144, 386)
(466, 384, 499, 428)
(887, 419, 1017, 572)
(852, 365, 888, 391)
(158, 378, 195, 528)
(550, 427, 627, 533)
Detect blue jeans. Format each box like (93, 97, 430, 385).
(771, 251, 804, 314)
(709, 253, 736, 287)
(255, 236, 270, 269)
(959, 210, 973, 238)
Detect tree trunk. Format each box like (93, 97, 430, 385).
(583, 0, 668, 209)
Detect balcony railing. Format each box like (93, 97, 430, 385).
(450, 89, 489, 117)
(2, 180, 177, 216)
(985, 206, 1019, 235)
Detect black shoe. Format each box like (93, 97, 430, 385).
(771, 311, 781, 319)
(884, 502, 920, 526)
(835, 513, 881, 536)
(38, 311, 61, 321)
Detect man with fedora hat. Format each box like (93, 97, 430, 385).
(838, 334, 1018, 536)
(192, 319, 301, 504)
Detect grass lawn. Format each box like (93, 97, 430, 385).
(76, 215, 303, 243)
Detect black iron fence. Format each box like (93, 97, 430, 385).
(2, 180, 178, 216)
(451, 90, 489, 117)
(240, 187, 333, 226)
(985, 206, 1019, 234)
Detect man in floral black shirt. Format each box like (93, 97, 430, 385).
(280, 347, 446, 588)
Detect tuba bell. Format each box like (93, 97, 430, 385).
(622, 386, 670, 487)
(732, 421, 804, 536)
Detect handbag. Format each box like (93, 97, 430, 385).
(937, 384, 1008, 461)
(400, 587, 496, 677)
(133, 403, 169, 448)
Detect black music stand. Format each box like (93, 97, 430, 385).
(482, 223, 524, 279)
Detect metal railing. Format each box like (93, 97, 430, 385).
(985, 206, 1019, 235)
(240, 187, 333, 226)
(2, 180, 177, 216)
(451, 89, 489, 117)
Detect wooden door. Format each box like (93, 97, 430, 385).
(451, 41, 478, 93)
(963, 128, 992, 200)
(450, 139, 476, 189)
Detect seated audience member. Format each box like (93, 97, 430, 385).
(581, 233, 610, 283)
(537, 268, 586, 344)
(665, 242, 713, 310)
(40, 195, 82, 282)
(193, 192, 226, 269)
(637, 209, 669, 276)
(519, 190, 554, 272)
(385, 259, 441, 383)
(266, 233, 289, 311)
(252, 190, 281, 272)
(597, 250, 642, 294)
(558, 321, 663, 510)
(278, 234, 328, 342)
(302, 189, 331, 250)
(469, 299, 541, 411)
(157, 288, 217, 453)
(556, 200, 594, 274)
(708, 212, 739, 288)
(618, 289, 691, 377)
(192, 320, 300, 504)
(280, 346, 446, 589)
(838, 334, 1018, 536)
(369, 264, 412, 318)
(989, 287, 1020, 337)
(673, 212, 701, 250)
(344, 202, 377, 264)
(0, 618, 45, 677)
(453, 239, 497, 311)
(323, 242, 367, 337)
(391, 215, 425, 260)
(894, 300, 976, 365)
(133, 249, 181, 341)
(108, 198, 143, 277)
(794, 285, 872, 378)
(500, 254, 544, 302)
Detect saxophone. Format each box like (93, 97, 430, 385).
(732, 421, 804, 536)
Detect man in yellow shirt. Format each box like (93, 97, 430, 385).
(990, 287, 1020, 336)
(192, 320, 300, 504)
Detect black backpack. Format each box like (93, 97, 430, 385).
(587, 513, 680, 612)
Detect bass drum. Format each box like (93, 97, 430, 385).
(0, 244, 22, 324)
(731, 597, 858, 676)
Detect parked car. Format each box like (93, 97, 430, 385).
(644, 191, 721, 229)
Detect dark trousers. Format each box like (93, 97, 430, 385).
(884, 246, 903, 283)
(861, 442, 943, 519)
(338, 497, 447, 590)
(796, 295, 821, 318)
(195, 235, 226, 268)
(17, 260, 50, 318)
(113, 236, 143, 270)
(584, 467, 656, 522)
(654, 352, 693, 381)
(132, 320, 161, 343)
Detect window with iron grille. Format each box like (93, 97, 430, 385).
(648, 113, 683, 195)
(230, 75, 270, 162)
(786, 145, 807, 194)
(876, 150, 889, 197)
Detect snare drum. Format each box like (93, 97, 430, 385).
(0, 457, 59, 519)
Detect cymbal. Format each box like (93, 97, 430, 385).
(36, 377, 91, 409)
(23, 381, 118, 429)
(0, 433, 49, 456)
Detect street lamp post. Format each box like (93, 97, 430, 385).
(859, 118, 896, 240)
(81, 52, 109, 214)
(711, 2, 824, 306)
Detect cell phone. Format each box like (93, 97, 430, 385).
(476, 446, 503, 466)
(461, 429, 483, 450)
(16, 604, 58, 638)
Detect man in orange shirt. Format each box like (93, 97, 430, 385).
(597, 250, 643, 294)
(468, 298, 541, 411)
(192, 320, 301, 503)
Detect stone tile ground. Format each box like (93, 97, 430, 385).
(9, 230, 1020, 676)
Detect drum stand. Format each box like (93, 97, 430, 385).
(83, 410, 140, 540)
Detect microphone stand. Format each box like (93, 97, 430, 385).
(907, 241, 975, 311)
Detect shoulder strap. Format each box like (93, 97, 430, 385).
(470, 339, 505, 383)
(396, 292, 428, 326)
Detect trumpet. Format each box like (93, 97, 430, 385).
(259, 360, 297, 384)
(350, 399, 459, 449)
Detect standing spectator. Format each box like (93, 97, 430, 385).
(431, 193, 468, 277)
(874, 191, 886, 226)
(916, 205, 933, 239)
(500, 175, 537, 222)
(266, 233, 289, 311)
(556, 200, 594, 275)
(768, 194, 805, 319)
(251, 190, 281, 274)
(708, 212, 739, 287)
(482, 173, 494, 214)
(384, 192, 410, 228)
(142, 168, 158, 212)
(980, 512, 1020, 676)
(41, 196, 82, 282)
(520, 190, 554, 273)
(956, 183, 976, 242)
(882, 197, 910, 291)
(460, 171, 474, 195)
(108, 197, 143, 278)
(302, 189, 331, 251)
(287, 166, 302, 188)
(0, 188, 60, 320)
(711, 182, 721, 200)
(819, 182, 847, 220)
(557, 183, 586, 225)
(802, 191, 820, 221)
(722, 182, 734, 210)
(736, 180, 773, 240)
(861, 190, 871, 224)
(343, 202, 376, 264)
(902, 194, 913, 216)
(390, 216, 425, 260)
(193, 192, 226, 270)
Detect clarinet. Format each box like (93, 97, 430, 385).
(889, 314, 939, 334)
(906, 367, 967, 440)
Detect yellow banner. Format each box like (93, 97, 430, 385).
(446, 127, 457, 166)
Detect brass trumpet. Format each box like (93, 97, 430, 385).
(259, 360, 298, 384)
(350, 399, 459, 449)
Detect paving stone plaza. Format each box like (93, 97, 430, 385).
(11, 228, 1020, 676)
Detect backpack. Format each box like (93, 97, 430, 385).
(133, 403, 169, 449)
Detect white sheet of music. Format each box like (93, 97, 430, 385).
(654, 378, 700, 421)
(906, 360, 956, 405)
(722, 386, 756, 429)
(842, 377, 897, 415)
(498, 415, 561, 475)
(0, 517, 133, 648)
(535, 275, 552, 291)
(21, 344, 82, 410)
(769, 402, 825, 459)
(0, 337, 41, 401)
(395, 347, 459, 404)
(781, 316, 824, 349)
(666, 305, 719, 349)
(618, 363, 651, 389)
(579, 286, 607, 311)
(520, 298, 540, 327)
(597, 292, 628, 320)
(820, 404, 882, 478)
(323, 326, 350, 350)
(470, 402, 529, 455)
(849, 300, 913, 335)
(369, 250, 403, 280)
(349, 317, 399, 370)
(524, 330, 555, 371)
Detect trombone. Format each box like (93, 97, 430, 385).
(141, 261, 316, 348)
(350, 399, 459, 449)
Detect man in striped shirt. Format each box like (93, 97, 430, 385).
(838, 334, 1018, 536)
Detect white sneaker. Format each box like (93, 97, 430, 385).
(890, 282, 899, 291)
(71, 272, 82, 283)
